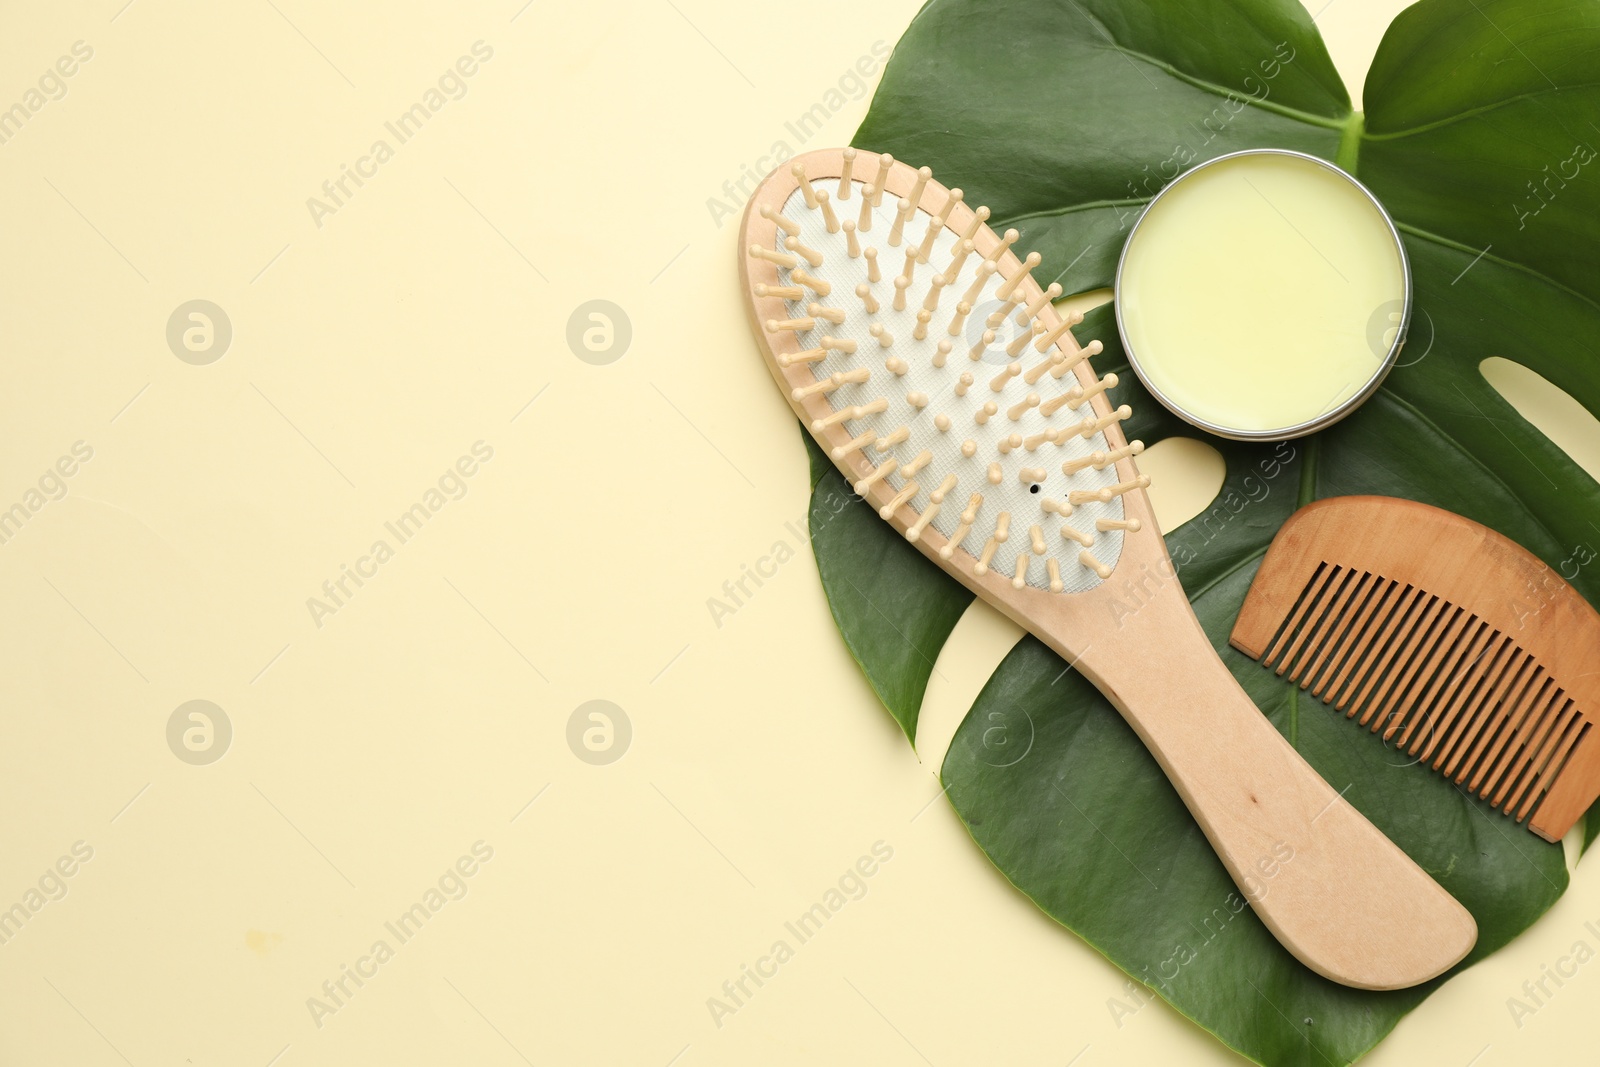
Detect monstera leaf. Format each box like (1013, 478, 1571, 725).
(799, 0, 1600, 1062)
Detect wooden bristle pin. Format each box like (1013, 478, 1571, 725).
(777, 346, 826, 367)
(831, 429, 875, 459)
(975, 401, 998, 425)
(1012, 553, 1030, 590)
(766, 317, 815, 333)
(995, 252, 1042, 300)
(812, 398, 888, 431)
(915, 219, 941, 264)
(1068, 475, 1149, 506)
(1039, 390, 1077, 419)
(889, 197, 912, 246)
(1080, 550, 1112, 580)
(908, 166, 931, 209)
(913, 309, 932, 340)
(1076, 404, 1133, 439)
(941, 493, 983, 560)
(1023, 351, 1063, 385)
(808, 302, 845, 325)
(962, 261, 997, 305)
(998, 433, 1023, 455)
(871, 153, 894, 202)
(1047, 557, 1063, 593)
(955, 372, 974, 397)
(987, 462, 1003, 484)
(819, 335, 856, 354)
(864, 247, 880, 283)
(919, 188, 961, 262)
(1052, 339, 1104, 376)
(1067, 442, 1147, 474)
(1023, 428, 1058, 451)
(1097, 517, 1142, 533)
(858, 187, 876, 231)
(893, 276, 910, 312)
(946, 239, 976, 277)
(875, 426, 910, 452)
(843, 220, 861, 258)
(755, 283, 804, 301)
(791, 367, 869, 400)
(1008, 393, 1041, 421)
(856, 283, 879, 315)
(990, 362, 1021, 391)
(1018, 467, 1047, 485)
(792, 163, 818, 209)
(750, 244, 797, 268)
(1070, 372, 1118, 405)
(1007, 321, 1045, 358)
(934, 339, 952, 368)
(901, 449, 933, 478)
(960, 205, 992, 242)
(838, 148, 855, 199)
(885, 355, 909, 375)
(1018, 284, 1063, 326)
(907, 391, 929, 409)
(960, 438, 977, 457)
(879, 481, 919, 520)
(1041, 497, 1073, 518)
(792, 268, 830, 296)
(853, 456, 897, 493)
(975, 531, 1001, 576)
(994, 512, 1011, 542)
(1060, 523, 1094, 548)
(760, 205, 800, 236)
(816, 190, 840, 234)
(947, 301, 973, 336)
(870, 323, 894, 348)
(968, 329, 995, 361)
(1035, 310, 1084, 353)
(1107, 475, 1153, 497)
(907, 502, 939, 543)
(785, 236, 823, 268)
(987, 289, 1027, 329)
(935, 413, 952, 432)
(923, 274, 949, 313)
(930, 473, 958, 503)
(901, 247, 918, 284)
(1098, 441, 1146, 469)
(984, 228, 1020, 266)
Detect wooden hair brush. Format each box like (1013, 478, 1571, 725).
(1231, 495, 1600, 842)
(739, 148, 1476, 990)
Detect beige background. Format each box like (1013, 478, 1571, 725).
(1, 0, 1596, 1063)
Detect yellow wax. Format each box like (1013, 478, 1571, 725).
(1118, 152, 1406, 435)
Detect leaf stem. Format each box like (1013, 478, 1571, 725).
(1335, 110, 1364, 173)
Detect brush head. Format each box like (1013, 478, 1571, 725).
(740, 149, 1151, 596)
(1230, 495, 1600, 841)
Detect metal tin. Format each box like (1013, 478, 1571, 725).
(1113, 148, 1411, 442)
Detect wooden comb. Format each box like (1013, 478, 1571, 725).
(1232, 495, 1600, 842)
(741, 149, 1475, 989)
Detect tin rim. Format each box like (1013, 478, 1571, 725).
(1112, 148, 1412, 442)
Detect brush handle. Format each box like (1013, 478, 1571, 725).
(1060, 575, 1478, 990)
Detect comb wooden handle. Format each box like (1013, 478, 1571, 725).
(1061, 576, 1478, 990)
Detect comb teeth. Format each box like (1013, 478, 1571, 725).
(748, 150, 1148, 594)
(1249, 562, 1593, 831)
